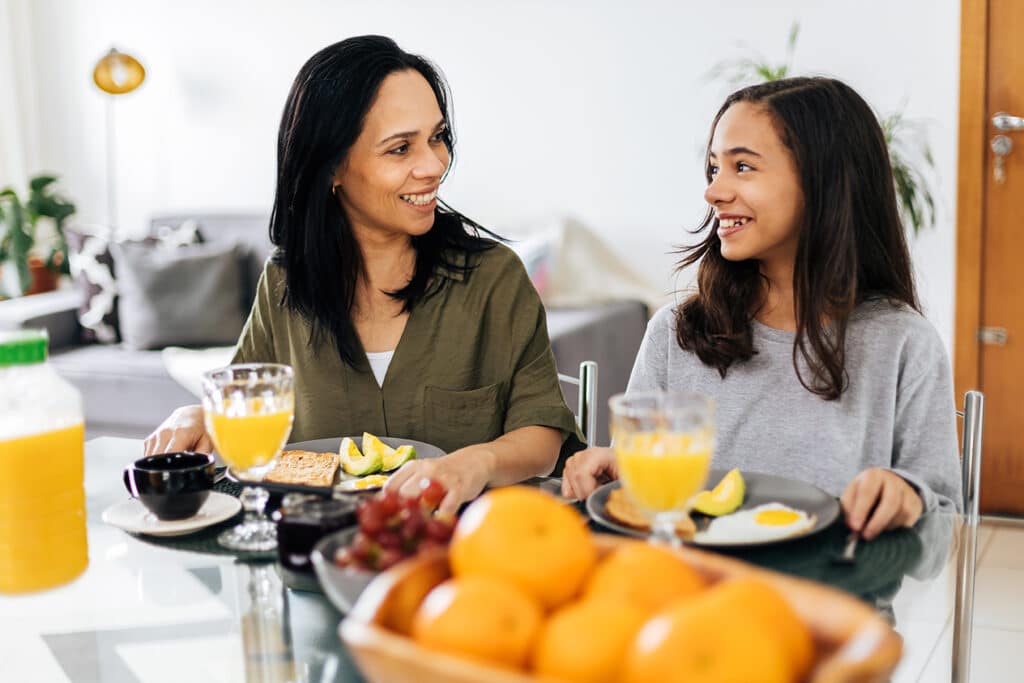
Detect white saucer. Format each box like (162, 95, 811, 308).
(102, 492, 242, 537)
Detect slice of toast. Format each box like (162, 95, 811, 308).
(605, 487, 696, 539)
(264, 450, 339, 487)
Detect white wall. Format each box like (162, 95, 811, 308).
(16, 0, 960, 350)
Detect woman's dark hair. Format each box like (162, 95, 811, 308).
(675, 76, 919, 400)
(269, 35, 496, 367)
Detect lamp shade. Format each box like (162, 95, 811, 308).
(93, 48, 145, 95)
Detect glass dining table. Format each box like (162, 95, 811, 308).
(1, 437, 969, 682)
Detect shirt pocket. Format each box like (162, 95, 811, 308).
(423, 381, 509, 452)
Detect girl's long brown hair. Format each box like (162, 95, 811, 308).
(675, 77, 919, 400)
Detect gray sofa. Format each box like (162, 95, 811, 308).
(0, 214, 647, 445)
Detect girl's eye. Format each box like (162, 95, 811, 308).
(708, 165, 719, 177)
(430, 129, 446, 144)
(737, 161, 753, 172)
(389, 143, 409, 155)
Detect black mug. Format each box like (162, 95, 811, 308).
(123, 452, 216, 521)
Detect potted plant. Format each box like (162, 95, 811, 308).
(706, 23, 937, 236)
(0, 175, 77, 298)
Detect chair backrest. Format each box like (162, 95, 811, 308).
(957, 390, 984, 524)
(953, 389, 984, 683)
(558, 361, 598, 447)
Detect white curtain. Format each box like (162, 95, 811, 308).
(0, 0, 39, 191)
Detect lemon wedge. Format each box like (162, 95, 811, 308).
(692, 468, 745, 516)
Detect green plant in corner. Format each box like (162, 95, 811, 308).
(0, 175, 77, 298)
(704, 22, 938, 236)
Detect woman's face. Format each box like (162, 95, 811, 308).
(704, 101, 804, 267)
(333, 70, 450, 240)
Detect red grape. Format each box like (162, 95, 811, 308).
(376, 547, 404, 571)
(333, 547, 353, 568)
(425, 517, 454, 543)
(378, 491, 401, 517)
(377, 530, 403, 550)
(418, 479, 446, 510)
(349, 532, 378, 563)
(357, 503, 385, 535)
(400, 511, 426, 542)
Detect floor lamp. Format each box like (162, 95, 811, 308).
(92, 48, 145, 229)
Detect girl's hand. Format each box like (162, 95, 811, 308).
(561, 447, 618, 501)
(840, 467, 924, 540)
(143, 405, 214, 456)
(384, 448, 494, 516)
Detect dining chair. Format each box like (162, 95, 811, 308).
(952, 389, 984, 683)
(558, 360, 598, 447)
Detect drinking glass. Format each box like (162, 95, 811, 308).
(202, 363, 294, 551)
(609, 391, 715, 547)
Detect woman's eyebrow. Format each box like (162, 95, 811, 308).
(377, 119, 446, 147)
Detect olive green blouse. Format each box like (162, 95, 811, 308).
(231, 242, 583, 460)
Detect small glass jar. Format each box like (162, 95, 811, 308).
(273, 493, 357, 574)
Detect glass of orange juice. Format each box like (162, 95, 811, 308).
(609, 391, 714, 547)
(202, 363, 295, 551)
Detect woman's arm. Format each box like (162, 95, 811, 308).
(385, 425, 562, 514)
(841, 320, 962, 537)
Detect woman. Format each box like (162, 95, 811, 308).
(562, 77, 961, 540)
(145, 36, 582, 513)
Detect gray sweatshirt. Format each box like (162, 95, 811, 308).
(627, 301, 962, 514)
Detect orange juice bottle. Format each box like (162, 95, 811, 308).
(0, 330, 88, 593)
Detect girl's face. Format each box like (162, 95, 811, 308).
(704, 102, 805, 267)
(333, 70, 450, 241)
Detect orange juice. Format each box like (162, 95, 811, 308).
(615, 431, 712, 513)
(0, 423, 88, 593)
(207, 407, 294, 472)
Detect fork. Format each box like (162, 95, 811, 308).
(833, 532, 860, 565)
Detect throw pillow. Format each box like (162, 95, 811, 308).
(112, 240, 247, 350)
(66, 225, 120, 344)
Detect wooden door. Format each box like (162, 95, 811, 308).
(957, 0, 1024, 514)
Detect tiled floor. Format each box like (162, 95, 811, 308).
(894, 518, 1024, 682)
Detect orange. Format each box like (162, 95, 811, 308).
(450, 487, 597, 609)
(623, 591, 790, 683)
(583, 541, 706, 616)
(698, 577, 815, 681)
(532, 598, 648, 683)
(411, 575, 543, 670)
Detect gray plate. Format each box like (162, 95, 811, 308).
(227, 436, 446, 497)
(586, 469, 841, 548)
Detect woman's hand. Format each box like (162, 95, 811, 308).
(143, 405, 214, 456)
(384, 447, 495, 516)
(840, 468, 924, 540)
(561, 447, 618, 501)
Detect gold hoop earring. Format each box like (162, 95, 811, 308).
(331, 185, 341, 197)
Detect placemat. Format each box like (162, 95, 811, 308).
(584, 508, 923, 601)
(127, 479, 277, 563)
(711, 518, 923, 600)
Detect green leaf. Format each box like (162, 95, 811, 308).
(29, 175, 57, 193)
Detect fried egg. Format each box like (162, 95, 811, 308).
(336, 474, 389, 492)
(695, 503, 815, 544)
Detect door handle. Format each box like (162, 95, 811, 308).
(993, 112, 1024, 131)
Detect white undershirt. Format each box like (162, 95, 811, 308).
(365, 350, 395, 388)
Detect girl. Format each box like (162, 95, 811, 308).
(562, 77, 961, 540)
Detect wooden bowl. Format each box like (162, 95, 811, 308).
(340, 534, 902, 683)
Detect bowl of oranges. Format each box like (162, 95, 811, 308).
(339, 486, 902, 683)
